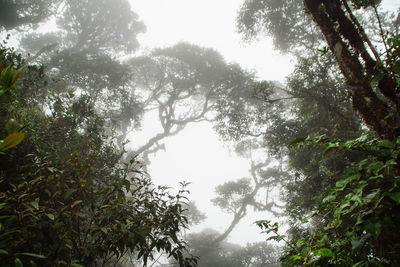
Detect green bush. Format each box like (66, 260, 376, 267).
(0, 46, 195, 267)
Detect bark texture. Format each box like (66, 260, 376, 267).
(303, 0, 399, 139)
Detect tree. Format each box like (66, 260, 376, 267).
(214, 49, 365, 227)
(239, 0, 400, 138)
(56, 0, 145, 53)
(0, 44, 196, 267)
(174, 229, 280, 267)
(0, 0, 61, 29)
(237, 0, 323, 53)
(16, 3, 258, 163)
(210, 160, 284, 245)
(18, 0, 145, 54)
(267, 55, 364, 221)
(303, 0, 399, 139)
(236, 0, 400, 265)
(182, 201, 207, 227)
(127, 43, 256, 162)
(12, 0, 146, 137)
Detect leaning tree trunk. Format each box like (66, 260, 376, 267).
(303, 0, 400, 139)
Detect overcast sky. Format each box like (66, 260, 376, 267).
(128, 0, 400, 245)
(130, 0, 295, 82)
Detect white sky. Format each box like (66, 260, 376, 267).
(129, 0, 400, 245)
(130, 0, 295, 82)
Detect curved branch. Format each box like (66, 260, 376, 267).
(27, 43, 59, 63)
(341, 0, 380, 61)
(210, 160, 284, 245)
(211, 204, 247, 245)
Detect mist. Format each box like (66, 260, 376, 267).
(1, 0, 400, 266)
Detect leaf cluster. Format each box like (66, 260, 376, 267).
(0, 46, 196, 266)
(281, 134, 400, 266)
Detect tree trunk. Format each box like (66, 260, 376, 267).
(303, 0, 399, 139)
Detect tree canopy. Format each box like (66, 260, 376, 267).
(236, 0, 400, 265)
(2, 0, 400, 266)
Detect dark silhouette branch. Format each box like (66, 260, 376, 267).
(210, 159, 284, 245)
(27, 43, 59, 63)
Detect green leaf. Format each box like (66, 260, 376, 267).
(46, 214, 55, 220)
(11, 68, 22, 86)
(14, 258, 23, 267)
(323, 142, 339, 155)
(367, 161, 384, 175)
(267, 235, 285, 242)
(301, 214, 313, 223)
(377, 139, 393, 149)
(123, 179, 131, 191)
(365, 218, 382, 239)
(295, 239, 305, 248)
(283, 254, 302, 263)
(0, 133, 25, 151)
(71, 200, 82, 208)
(352, 260, 368, 267)
(0, 65, 13, 86)
(392, 62, 400, 75)
(334, 201, 350, 222)
(313, 248, 334, 258)
(363, 190, 380, 204)
(289, 136, 307, 148)
(47, 167, 57, 173)
(16, 252, 46, 259)
(336, 173, 361, 190)
(350, 193, 363, 205)
(388, 192, 400, 204)
(30, 200, 39, 210)
(0, 249, 8, 255)
(384, 159, 396, 167)
(64, 189, 75, 200)
(322, 193, 336, 203)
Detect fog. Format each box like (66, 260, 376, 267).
(128, 0, 292, 246)
(1, 0, 400, 266)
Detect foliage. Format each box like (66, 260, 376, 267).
(214, 80, 280, 142)
(0, 47, 196, 266)
(0, 0, 61, 29)
(387, 34, 400, 80)
(173, 229, 280, 267)
(182, 202, 207, 226)
(58, 0, 145, 53)
(16, 0, 145, 54)
(126, 42, 256, 161)
(14, 0, 146, 146)
(214, 52, 364, 224)
(237, 0, 400, 266)
(212, 178, 253, 213)
(237, 0, 322, 53)
(0, 49, 25, 155)
(302, 0, 399, 139)
(281, 5, 400, 265)
(262, 133, 400, 266)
